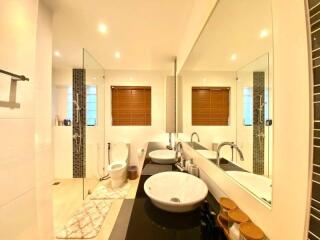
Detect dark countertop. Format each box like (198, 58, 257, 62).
(110, 142, 227, 240)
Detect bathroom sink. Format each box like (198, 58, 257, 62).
(226, 171, 272, 203)
(196, 150, 217, 159)
(144, 172, 208, 212)
(149, 150, 180, 164)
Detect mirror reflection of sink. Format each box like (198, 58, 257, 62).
(196, 150, 231, 165)
(144, 172, 208, 212)
(149, 150, 180, 164)
(226, 171, 272, 203)
(196, 150, 217, 159)
(187, 142, 205, 149)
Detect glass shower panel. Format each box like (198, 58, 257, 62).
(82, 49, 106, 199)
(236, 53, 272, 177)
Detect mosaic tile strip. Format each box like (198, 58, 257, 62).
(72, 69, 86, 178)
(253, 71, 265, 175)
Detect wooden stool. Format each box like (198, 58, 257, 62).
(239, 222, 265, 240)
(219, 197, 237, 221)
(228, 209, 250, 224)
(228, 209, 250, 240)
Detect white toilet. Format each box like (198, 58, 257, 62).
(107, 142, 129, 188)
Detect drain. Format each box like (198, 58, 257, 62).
(170, 197, 181, 203)
(52, 182, 60, 185)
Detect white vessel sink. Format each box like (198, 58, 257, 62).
(226, 171, 272, 203)
(144, 172, 208, 212)
(149, 150, 180, 164)
(196, 150, 217, 159)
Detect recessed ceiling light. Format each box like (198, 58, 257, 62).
(231, 54, 237, 61)
(114, 51, 121, 59)
(54, 51, 61, 57)
(260, 29, 269, 38)
(98, 23, 108, 34)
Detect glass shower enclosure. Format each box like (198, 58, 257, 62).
(82, 49, 106, 199)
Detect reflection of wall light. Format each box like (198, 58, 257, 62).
(202, 78, 207, 83)
(54, 51, 61, 57)
(260, 29, 269, 38)
(114, 51, 121, 59)
(98, 23, 108, 34)
(231, 54, 237, 61)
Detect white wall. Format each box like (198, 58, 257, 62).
(105, 70, 170, 168)
(86, 69, 106, 178)
(0, 1, 53, 239)
(177, 0, 218, 72)
(52, 68, 73, 179)
(179, 71, 237, 159)
(34, 1, 54, 238)
(178, 1, 311, 239)
(236, 71, 254, 172)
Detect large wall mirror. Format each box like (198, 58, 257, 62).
(177, 0, 273, 206)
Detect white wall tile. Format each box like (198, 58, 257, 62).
(0, 190, 38, 240)
(0, 119, 35, 206)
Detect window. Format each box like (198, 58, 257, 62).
(192, 87, 230, 126)
(243, 87, 269, 126)
(243, 87, 253, 126)
(86, 86, 97, 126)
(67, 85, 97, 126)
(111, 86, 151, 126)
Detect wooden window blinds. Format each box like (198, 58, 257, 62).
(192, 87, 230, 126)
(111, 86, 151, 126)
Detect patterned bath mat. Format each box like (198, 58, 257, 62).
(89, 182, 131, 200)
(56, 200, 112, 239)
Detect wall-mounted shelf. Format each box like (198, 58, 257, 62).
(0, 69, 29, 109)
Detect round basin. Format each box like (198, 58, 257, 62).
(144, 172, 208, 212)
(149, 150, 180, 164)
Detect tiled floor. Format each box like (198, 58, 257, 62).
(52, 177, 140, 240)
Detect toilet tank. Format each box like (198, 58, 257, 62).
(109, 142, 130, 163)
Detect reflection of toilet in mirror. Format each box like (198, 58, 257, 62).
(107, 142, 129, 188)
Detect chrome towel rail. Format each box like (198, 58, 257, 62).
(0, 69, 29, 81)
(0, 68, 29, 108)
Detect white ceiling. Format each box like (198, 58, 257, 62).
(181, 0, 273, 72)
(45, 0, 195, 70)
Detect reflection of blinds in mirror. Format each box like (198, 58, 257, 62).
(192, 87, 229, 126)
(111, 86, 151, 126)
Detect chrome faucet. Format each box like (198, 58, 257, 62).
(216, 142, 244, 166)
(191, 132, 200, 146)
(175, 142, 185, 171)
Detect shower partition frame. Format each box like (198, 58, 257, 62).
(81, 48, 106, 200)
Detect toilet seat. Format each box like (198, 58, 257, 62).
(107, 160, 126, 171)
(107, 143, 129, 188)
